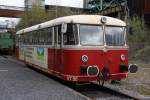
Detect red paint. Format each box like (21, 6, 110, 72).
(15, 47, 19, 60)
(48, 48, 55, 70)
(47, 48, 128, 82)
(17, 47, 128, 82)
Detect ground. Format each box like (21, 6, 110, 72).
(127, 46, 150, 97)
(104, 46, 150, 99)
(123, 61, 150, 96)
(0, 56, 86, 100)
(104, 60, 150, 99)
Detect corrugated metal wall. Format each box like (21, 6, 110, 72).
(144, 0, 150, 14)
(127, 0, 150, 25)
(128, 0, 150, 15)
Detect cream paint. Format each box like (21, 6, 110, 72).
(16, 15, 126, 35)
(19, 45, 25, 61)
(34, 47, 48, 69)
(19, 46, 48, 69)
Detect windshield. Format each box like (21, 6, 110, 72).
(105, 27, 125, 46)
(80, 25, 103, 46)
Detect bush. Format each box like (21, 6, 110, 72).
(128, 16, 146, 43)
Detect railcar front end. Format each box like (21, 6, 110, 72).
(61, 24, 130, 82)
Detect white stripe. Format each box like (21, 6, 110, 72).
(0, 70, 8, 72)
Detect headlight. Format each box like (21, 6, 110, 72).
(121, 54, 125, 61)
(87, 66, 99, 76)
(81, 55, 88, 62)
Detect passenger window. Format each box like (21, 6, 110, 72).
(54, 27, 58, 44)
(63, 24, 78, 45)
(22, 34, 25, 44)
(38, 30, 45, 45)
(25, 34, 28, 44)
(58, 25, 61, 45)
(33, 31, 37, 44)
(43, 28, 48, 45)
(47, 28, 53, 45)
(29, 32, 33, 44)
(37, 31, 40, 44)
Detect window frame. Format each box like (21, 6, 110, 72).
(79, 24, 104, 46)
(63, 23, 79, 46)
(104, 26, 126, 46)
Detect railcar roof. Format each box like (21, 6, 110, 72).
(16, 15, 126, 35)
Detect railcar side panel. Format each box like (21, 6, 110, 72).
(54, 49, 63, 74)
(19, 46, 25, 61)
(48, 48, 55, 71)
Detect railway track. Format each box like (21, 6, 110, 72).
(0, 56, 139, 100)
(1, 55, 8, 58)
(24, 64, 138, 100)
(68, 82, 139, 100)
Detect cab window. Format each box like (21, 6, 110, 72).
(63, 24, 78, 45)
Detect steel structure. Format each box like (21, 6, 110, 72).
(87, 0, 129, 18)
(127, 0, 150, 25)
(0, 5, 24, 18)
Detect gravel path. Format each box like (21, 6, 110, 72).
(0, 56, 86, 100)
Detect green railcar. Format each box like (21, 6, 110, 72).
(0, 32, 14, 54)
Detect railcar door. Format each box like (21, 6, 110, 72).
(54, 25, 63, 74)
(47, 27, 54, 70)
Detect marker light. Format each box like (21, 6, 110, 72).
(121, 54, 126, 61)
(81, 55, 88, 62)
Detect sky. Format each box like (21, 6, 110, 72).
(0, 0, 83, 8)
(0, 0, 24, 7)
(0, 0, 83, 26)
(45, 0, 83, 8)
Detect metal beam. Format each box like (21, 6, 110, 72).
(0, 5, 24, 18)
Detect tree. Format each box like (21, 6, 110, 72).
(16, 5, 50, 30)
(46, 6, 78, 18)
(16, 5, 77, 30)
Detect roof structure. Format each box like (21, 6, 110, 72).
(17, 15, 126, 34)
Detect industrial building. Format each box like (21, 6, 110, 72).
(128, 0, 150, 25)
(83, 0, 150, 25)
(24, 0, 150, 26)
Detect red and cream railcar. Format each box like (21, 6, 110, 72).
(16, 15, 137, 83)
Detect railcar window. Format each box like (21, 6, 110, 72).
(29, 32, 33, 44)
(21, 34, 25, 44)
(18, 35, 21, 44)
(47, 28, 53, 45)
(27, 33, 30, 44)
(80, 25, 103, 46)
(15, 35, 18, 45)
(63, 24, 78, 45)
(45, 29, 48, 44)
(54, 27, 58, 45)
(105, 27, 125, 46)
(43, 28, 48, 45)
(38, 30, 44, 45)
(24, 33, 27, 44)
(58, 25, 61, 45)
(32, 31, 37, 44)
